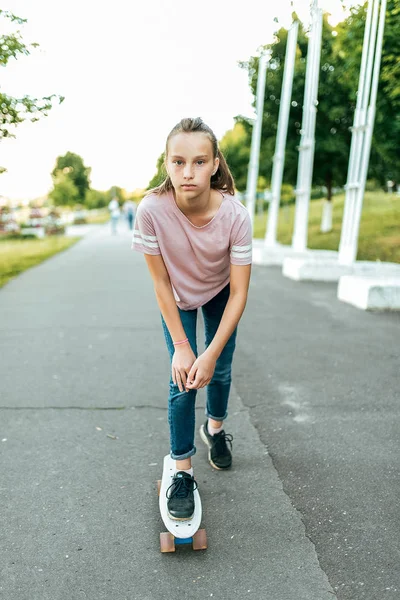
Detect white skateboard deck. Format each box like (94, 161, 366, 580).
(159, 454, 202, 539)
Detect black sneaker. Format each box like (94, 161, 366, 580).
(199, 421, 233, 470)
(166, 471, 197, 521)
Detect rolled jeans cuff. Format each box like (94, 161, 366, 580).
(170, 445, 197, 461)
(205, 409, 228, 421)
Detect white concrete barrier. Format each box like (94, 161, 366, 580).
(252, 239, 337, 267)
(338, 275, 400, 310)
(283, 257, 400, 283)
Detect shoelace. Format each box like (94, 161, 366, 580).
(214, 432, 233, 455)
(166, 474, 198, 499)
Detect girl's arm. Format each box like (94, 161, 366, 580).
(206, 263, 251, 359)
(186, 263, 251, 390)
(144, 254, 196, 391)
(144, 254, 186, 342)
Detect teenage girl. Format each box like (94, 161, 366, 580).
(132, 117, 252, 520)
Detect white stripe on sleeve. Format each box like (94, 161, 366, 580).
(133, 232, 159, 249)
(232, 244, 252, 253)
(231, 250, 252, 259)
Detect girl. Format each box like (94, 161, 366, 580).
(132, 117, 252, 521)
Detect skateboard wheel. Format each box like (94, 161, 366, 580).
(160, 532, 175, 553)
(192, 528, 207, 551)
(157, 480, 161, 496)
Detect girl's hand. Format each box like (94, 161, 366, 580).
(172, 344, 197, 392)
(185, 352, 217, 390)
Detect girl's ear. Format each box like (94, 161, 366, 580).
(212, 156, 220, 175)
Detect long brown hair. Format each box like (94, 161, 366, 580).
(149, 117, 235, 196)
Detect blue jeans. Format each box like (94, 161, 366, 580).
(161, 284, 237, 460)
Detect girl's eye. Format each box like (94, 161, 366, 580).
(197, 160, 205, 165)
(174, 160, 183, 166)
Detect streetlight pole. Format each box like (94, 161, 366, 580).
(245, 52, 271, 231)
(338, 0, 387, 265)
(291, 0, 323, 252)
(265, 20, 299, 247)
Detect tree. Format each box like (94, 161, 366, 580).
(106, 186, 126, 203)
(238, 21, 308, 188)
(85, 189, 108, 209)
(313, 16, 354, 201)
(219, 122, 250, 191)
(238, 1, 399, 199)
(239, 14, 352, 202)
(51, 152, 91, 202)
(0, 10, 63, 172)
(49, 172, 79, 206)
(381, 0, 400, 111)
(147, 152, 166, 190)
(335, 0, 400, 185)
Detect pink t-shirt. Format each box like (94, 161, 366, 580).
(132, 189, 252, 310)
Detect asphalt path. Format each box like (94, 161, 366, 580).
(235, 261, 400, 600)
(1, 222, 398, 599)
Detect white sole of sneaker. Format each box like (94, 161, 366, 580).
(199, 424, 230, 471)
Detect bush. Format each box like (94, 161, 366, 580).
(365, 178, 383, 192)
(45, 207, 65, 235)
(281, 183, 295, 205)
(72, 204, 87, 224)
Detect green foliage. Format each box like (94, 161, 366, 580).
(0, 10, 63, 152)
(49, 171, 80, 206)
(236, 1, 399, 196)
(85, 189, 108, 209)
(147, 153, 166, 190)
(219, 122, 250, 191)
(365, 178, 382, 191)
(51, 152, 91, 203)
(380, 0, 400, 110)
(334, 0, 400, 184)
(238, 15, 352, 198)
(280, 183, 295, 205)
(106, 186, 125, 202)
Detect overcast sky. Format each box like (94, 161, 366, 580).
(1, 0, 354, 202)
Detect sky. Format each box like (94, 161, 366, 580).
(1, 0, 355, 203)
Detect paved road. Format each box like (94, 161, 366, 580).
(0, 224, 398, 599)
(235, 263, 400, 600)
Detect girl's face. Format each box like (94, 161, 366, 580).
(165, 132, 219, 196)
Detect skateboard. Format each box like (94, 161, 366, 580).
(157, 454, 207, 553)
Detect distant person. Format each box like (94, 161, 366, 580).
(132, 117, 252, 521)
(108, 197, 120, 235)
(123, 199, 136, 230)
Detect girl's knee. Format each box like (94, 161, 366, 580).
(169, 382, 197, 399)
(211, 364, 232, 385)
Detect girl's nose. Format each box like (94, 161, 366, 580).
(183, 164, 194, 179)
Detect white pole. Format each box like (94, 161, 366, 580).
(338, 0, 386, 265)
(265, 21, 299, 247)
(245, 52, 270, 231)
(291, 1, 323, 252)
(338, 0, 374, 256)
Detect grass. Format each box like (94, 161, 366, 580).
(253, 191, 400, 264)
(0, 236, 81, 288)
(85, 210, 110, 224)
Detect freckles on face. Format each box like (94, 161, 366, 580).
(166, 132, 216, 185)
